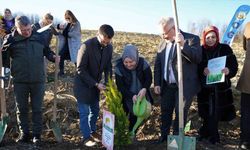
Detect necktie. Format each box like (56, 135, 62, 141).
(166, 42, 175, 83)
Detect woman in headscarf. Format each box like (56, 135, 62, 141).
(115, 44, 153, 131)
(236, 22, 250, 150)
(1, 8, 15, 34)
(197, 26, 238, 144)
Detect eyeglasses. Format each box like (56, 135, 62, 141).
(162, 26, 174, 36)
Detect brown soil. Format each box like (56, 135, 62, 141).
(0, 30, 244, 150)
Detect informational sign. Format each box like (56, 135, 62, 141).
(102, 110, 115, 150)
(206, 56, 226, 85)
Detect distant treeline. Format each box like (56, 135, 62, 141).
(0, 11, 244, 42)
(187, 19, 244, 43)
(0, 11, 63, 27)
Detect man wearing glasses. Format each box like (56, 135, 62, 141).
(154, 17, 202, 143)
(74, 24, 114, 147)
(2, 15, 59, 144)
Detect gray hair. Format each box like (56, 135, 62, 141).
(15, 15, 31, 27)
(159, 17, 175, 28)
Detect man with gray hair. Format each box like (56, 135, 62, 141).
(154, 17, 202, 143)
(2, 15, 59, 144)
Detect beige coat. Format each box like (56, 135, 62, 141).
(236, 36, 250, 94)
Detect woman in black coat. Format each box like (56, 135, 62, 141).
(197, 26, 238, 144)
(115, 44, 153, 131)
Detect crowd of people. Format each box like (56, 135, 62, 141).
(0, 8, 250, 149)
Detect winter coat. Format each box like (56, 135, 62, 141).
(236, 36, 250, 94)
(32, 22, 53, 47)
(197, 43, 238, 121)
(74, 37, 113, 104)
(2, 30, 55, 83)
(1, 17, 15, 34)
(58, 21, 81, 63)
(154, 31, 202, 101)
(115, 57, 153, 112)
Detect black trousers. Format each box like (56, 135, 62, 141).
(198, 89, 220, 143)
(240, 92, 250, 143)
(160, 81, 192, 138)
(59, 43, 70, 73)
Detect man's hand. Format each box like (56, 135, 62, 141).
(53, 55, 60, 64)
(176, 32, 185, 47)
(137, 88, 146, 100)
(96, 83, 106, 91)
(154, 86, 161, 95)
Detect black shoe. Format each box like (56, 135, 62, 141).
(32, 134, 41, 144)
(58, 71, 65, 77)
(16, 133, 30, 143)
(208, 137, 220, 145)
(157, 136, 167, 144)
(239, 141, 250, 150)
(197, 135, 209, 142)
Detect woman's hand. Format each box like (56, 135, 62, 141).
(203, 67, 210, 76)
(59, 23, 65, 29)
(137, 88, 146, 100)
(221, 67, 230, 75)
(132, 95, 137, 103)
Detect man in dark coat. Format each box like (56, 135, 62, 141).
(154, 17, 202, 143)
(73, 24, 114, 147)
(2, 15, 58, 144)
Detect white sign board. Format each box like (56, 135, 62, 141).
(102, 110, 115, 150)
(206, 56, 226, 85)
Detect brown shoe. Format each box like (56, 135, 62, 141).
(91, 132, 101, 143)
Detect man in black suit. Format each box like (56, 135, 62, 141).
(73, 24, 114, 147)
(154, 17, 202, 143)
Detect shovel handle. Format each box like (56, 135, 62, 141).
(171, 0, 184, 130)
(53, 36, 59, 121)
(0, 49, 7, 116)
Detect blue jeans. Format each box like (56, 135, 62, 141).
(77, 101, 100, 139)
(14, 83, 44, 135)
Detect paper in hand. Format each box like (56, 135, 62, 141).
(37, 23, 53, 33)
